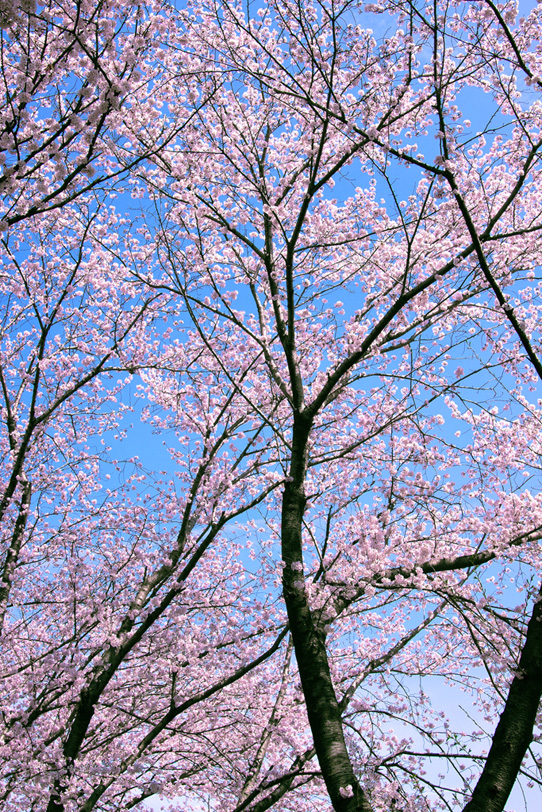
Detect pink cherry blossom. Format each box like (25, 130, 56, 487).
(2, 2, 542, 812)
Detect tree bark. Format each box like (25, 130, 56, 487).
(463, 585, 542, 812)
(281, 413, 372, 812)
(0, 477, 31, 633)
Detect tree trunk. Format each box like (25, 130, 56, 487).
(463, 585, 542, 812)
(281, 413, 373, 812)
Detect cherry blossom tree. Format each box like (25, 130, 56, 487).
(148, 0, 542, 810)
(2, 1, 542, 812)
(0, 3, 292, 810)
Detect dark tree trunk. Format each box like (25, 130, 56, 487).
(463, 585, 542, 812)
(281, 413, 372, 812)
